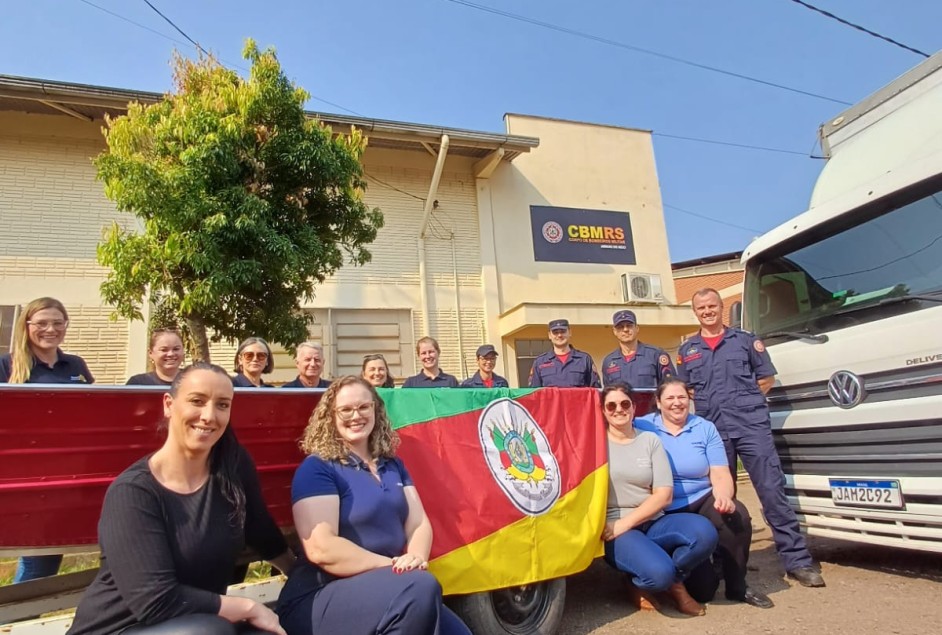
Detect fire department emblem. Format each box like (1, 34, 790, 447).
(541, 221, 564, 244)
(478, 398, 560, 515)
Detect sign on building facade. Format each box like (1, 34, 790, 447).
(530, 205, 636, 265)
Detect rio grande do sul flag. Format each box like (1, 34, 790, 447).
(379, 387, 607, 595)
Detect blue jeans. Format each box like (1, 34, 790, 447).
(14, 555, 63, 583)
(603, 512, 718, 592)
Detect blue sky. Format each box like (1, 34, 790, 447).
(2, 1, 939, 261)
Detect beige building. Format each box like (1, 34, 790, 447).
(0, 75, 697, 386)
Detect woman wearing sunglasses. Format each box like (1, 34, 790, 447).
(233, 337, 275, 388)
(601, 382, 717, 616)
(635, 378, 774, 609)
(0, 296, 94, 583)
(276, 376, 469, 635)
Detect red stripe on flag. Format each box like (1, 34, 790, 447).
(397, 388, 605, 558)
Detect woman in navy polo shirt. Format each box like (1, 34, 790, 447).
(402, 337, 458, 388)
(0, 296, 94, 583)
(635, 378, 773, 609)
(276, 376, 470, 635)
(126, 329, 185, 386)
(232, 337, 275, 388)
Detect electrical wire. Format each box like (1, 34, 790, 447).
(75, 0, 362, 115)
(653, 132, 808, 156)
(663, 203, 762, 234)
(141, 0, 205, 54)
(365, 173, 426, 201)
(788, 0, 930, 58)
(442, 0, 852, 106)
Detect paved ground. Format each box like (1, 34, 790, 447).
(558, 481, 942, 635)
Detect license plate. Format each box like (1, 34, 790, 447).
(829, 479, 904, 510)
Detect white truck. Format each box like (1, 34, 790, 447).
(735, 50, 942, 552)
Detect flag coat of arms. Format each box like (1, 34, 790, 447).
(380, 387, 607, 595)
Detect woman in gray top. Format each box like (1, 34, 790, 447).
(601, 382, 718, 616)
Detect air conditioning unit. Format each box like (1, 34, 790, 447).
(621, 273, 664, 304)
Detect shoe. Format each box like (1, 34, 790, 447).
(788, 566, 826, 588)
(728, 587, 774, 609)
(666, 582, 706, 616)
(625, 583, 659, 612)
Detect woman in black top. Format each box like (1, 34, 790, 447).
(126, 329, 185, 386)
(232, 337, 275, 388)
(68, 363, 295, 635)
(0, 296, 94, 583)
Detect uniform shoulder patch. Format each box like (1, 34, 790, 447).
(659, 354, 670, 367)
(754, 339, 766, 353)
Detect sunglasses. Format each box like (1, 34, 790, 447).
(604, 399, 633, 413)
(242, 351, 269, 361)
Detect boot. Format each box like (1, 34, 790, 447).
(666, 582, 706, 616)
(626, 582, 659, 611)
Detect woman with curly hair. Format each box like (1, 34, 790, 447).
(276, 376, 470, 635)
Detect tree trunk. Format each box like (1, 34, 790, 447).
(185, 315, 212, 363)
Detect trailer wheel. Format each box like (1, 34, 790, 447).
(450, 578, 566, 635)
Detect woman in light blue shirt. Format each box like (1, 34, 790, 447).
(635, 378, 773, 609)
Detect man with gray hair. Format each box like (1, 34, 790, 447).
(283, 342, 331, 388)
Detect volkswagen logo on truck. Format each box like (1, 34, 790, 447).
(827, 370, 865, 409)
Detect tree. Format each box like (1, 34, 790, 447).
(96, 40, 382, 361)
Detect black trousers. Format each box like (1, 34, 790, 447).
(670, 492, 752, 601)
(124, 614, 270, 635)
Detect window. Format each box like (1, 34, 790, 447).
(0, 305, 17, 356)
(514, 339, 552, 386)
(744, 182, 942, 340)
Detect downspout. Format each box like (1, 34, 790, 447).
(451, 231, 466, 377)
(417, 134, 450, 338)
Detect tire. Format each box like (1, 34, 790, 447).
(449, 578, 566, 635)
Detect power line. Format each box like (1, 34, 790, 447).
(365, 173, 426, 201)
(75, 0, 362, 115)
(443, 0, 852, 106)
(141, 0, 204, 54)
(663, 204, 762, 234)
(653, 132, 808, 156)
(788, 0, 930, 58)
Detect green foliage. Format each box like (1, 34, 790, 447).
(96, 40, 382, 358)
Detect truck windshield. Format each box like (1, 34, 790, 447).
(743, 184, 942, 340)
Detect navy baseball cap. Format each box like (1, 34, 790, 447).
(548, 319, 570, 330)
(612, 310, 637, 326)
(476, 344, 498, 357)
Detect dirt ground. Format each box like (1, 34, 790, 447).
(559, 480, 942, 635)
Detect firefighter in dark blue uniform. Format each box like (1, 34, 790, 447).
(460, 344, 509, 388)
(528, 319, 600, 388)
(600, 310, 674, 389)
(677, 289, 824, 588)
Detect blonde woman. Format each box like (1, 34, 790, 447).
(0, 296, 93, 583)
(276, 376, 469, 635)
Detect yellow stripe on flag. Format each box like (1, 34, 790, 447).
(428, 464, 609, 595)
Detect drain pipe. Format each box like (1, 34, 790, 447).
(450, 231, 467, 377)
(417, 134, 450, 338)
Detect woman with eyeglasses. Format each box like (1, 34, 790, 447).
(68, 363, 295, 635)
(276, 376, 470, 635)
(635, 378, 773, 609)
(600, 382, 717, 616)
(0, 296, 94, 583)
(127, 329, 185, 386)
(360, 354, 394, 388)
(233, 337, 274, 388)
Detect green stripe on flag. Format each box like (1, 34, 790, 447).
(377, 388, 539, 428)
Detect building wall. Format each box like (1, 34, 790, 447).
(0, 112, 144, 382)
(673, 259, 745, 326)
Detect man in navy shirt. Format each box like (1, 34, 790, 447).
(283, 342, 331, 388)
(600, 310, 674, 389)
(528, 319, 600, 388)
(460, 345, 509, 388)
(677, 288, 824, 588)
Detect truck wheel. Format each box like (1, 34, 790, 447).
(450, 578, 566, 635)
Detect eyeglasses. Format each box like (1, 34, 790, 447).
(27, 320, 68, 331)
(335, 402, 376, 420)
(604, 400, 633, 413)
(242, 351, 269, 361)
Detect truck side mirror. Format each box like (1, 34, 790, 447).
(729, 301, 743, 328)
